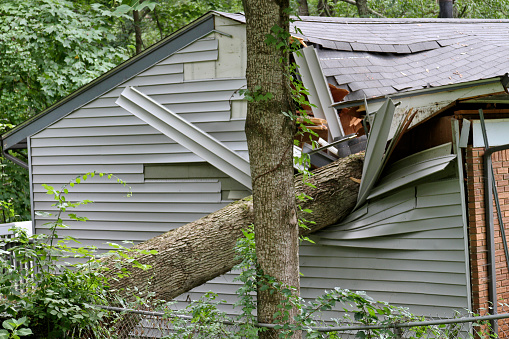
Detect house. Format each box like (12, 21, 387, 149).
(3, 11, 509, 329)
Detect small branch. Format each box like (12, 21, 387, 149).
(338, 0, 385, 17)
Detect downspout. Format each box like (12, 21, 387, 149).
(479, 109, 509, 335)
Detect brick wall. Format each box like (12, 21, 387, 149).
(466, 146, 509, 335)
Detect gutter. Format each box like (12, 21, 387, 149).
(332, 75, 509, 110)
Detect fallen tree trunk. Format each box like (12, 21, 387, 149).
(105, 153, 364, 300)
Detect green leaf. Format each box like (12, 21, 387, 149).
(112, 4, 132, 15)
(2, 320, 14, 331)
(17, 328, 32, 336)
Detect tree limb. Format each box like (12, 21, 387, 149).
(339, 0, 385, 17)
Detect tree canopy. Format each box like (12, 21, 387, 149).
(0, 0, 129, 219)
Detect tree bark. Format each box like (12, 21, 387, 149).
(317, 0, 335, 17)
(133, 9, 143, 54)
(355, 0, 370, 17)
(105, 154, 363, 302)
(241, 1, 301, 337)
(298, 0, 310, 16)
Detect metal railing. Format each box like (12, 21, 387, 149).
(70, 304, 509, 338)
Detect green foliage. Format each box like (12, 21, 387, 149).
(108, 0, 243, 55)
(0, 317, 32, 339)
(305, 0, 509, 18)
(0, 0, 129, 220)
(0, 0, 128, 125)
(0, 173, 153, 338)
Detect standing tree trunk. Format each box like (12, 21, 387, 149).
(298, 0, 310, 16)
(133, 9, 143, 54)
(438, 0, 454, 18)
(356, 0, 370, 17)
(241, 0, 300, 337)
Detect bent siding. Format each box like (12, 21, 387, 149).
(176, 176, 469, 318)
(29, 16, 248, 251)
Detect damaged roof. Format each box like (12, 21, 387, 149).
(5, 12, 509, 151)
(298, 18, 509, 101)
(295, 17, 509, 101)
(223, 13, 509, 102)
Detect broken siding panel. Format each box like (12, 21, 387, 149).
(303, 176, 468, 315)
(179, 176, 468, 318)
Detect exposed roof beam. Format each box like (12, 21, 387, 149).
(116, 87, 252, 189)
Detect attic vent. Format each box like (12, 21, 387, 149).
(144, 163, 250, 201)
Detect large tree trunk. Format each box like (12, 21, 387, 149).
(106, 154, 363, 301)
(242, 1, 299, 337)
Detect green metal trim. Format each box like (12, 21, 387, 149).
(2, 13, 217, 151)
(355, 98, 395, 209)
(332, 76, 508, 110)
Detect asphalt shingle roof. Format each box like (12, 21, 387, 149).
(220, 12, 509, 102)
(291, 17, 509, 101)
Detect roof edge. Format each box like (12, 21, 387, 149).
(332, 75, 509, 110)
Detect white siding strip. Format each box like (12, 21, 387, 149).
(31, 142, 248, 157)
(120, 73, 184, 88)
(34, 202, 227, 213)
(32, 181, 221, 193)
(31, 136, 171, 148)
(159, 50, 219, 65)
(176, 38, 218, 54)
(137, 63, 184, 77)
(34, 192, 221, 203)
(32, 174, 144, 184)
(116, 87, 252, 189)
(35, 220, 186, 232)
(301, 46, 344, 139)
(103, 78, 246, 98)
(31, 164, 143, 174)
(37, 118, 246, 136)
(30, 153, 220, 166)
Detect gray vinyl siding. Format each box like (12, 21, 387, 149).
(29, 17, 248, 251)
(176, 176, 469, 318)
